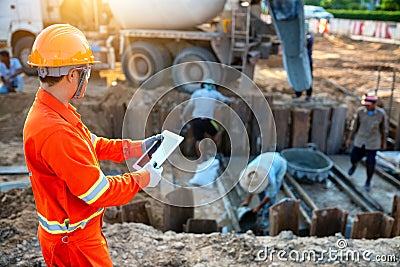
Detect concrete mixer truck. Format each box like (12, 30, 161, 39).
(1, 0, 279, 92)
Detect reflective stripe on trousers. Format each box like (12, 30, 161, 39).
(38, 208, 104, 234)
(38, 215, 113, 267)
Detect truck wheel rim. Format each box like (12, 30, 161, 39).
(20, 48, 31, 70)
(184, 62, 204, 81)
(129, 54, 153, 81)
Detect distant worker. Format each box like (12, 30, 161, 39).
(182, 78, 233, 162)
(239, 152, 287, 235)
(345, 93, 388, 192)
(0, 50, 23, 94)
(23, 24, 163, 266)
(293, 31, 314, 100)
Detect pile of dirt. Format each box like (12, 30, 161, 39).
(0, 93, 35, 143)
(1, 194, 399, 267)
(0, 187, 40, 267)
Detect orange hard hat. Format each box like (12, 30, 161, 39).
(28, 24, 100, 68)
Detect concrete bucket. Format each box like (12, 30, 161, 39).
(237, 206, 257, 232)
(281, 148, 333, 183)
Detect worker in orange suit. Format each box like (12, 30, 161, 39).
(23, 24, 163, 267)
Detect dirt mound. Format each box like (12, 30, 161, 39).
(0, 187, 37, 262)
(0, 93, 35, 143)
(1, 190, 399, 267)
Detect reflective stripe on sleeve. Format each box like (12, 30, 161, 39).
(37, 208, 104, 234)
(78, 171, 110, 204)
(91, 133, 97, 145)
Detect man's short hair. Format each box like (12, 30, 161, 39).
(0, 50, 10, 58)
(39, 76, 64, 87)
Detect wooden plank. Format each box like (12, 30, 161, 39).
(265, 94, 274, 107)
(291, 109, 311, 148)
(185, 218, 218, 234)
(326, 107, 347, 155)
(103, 206, 123, 224)
(269, 198, 300, 236)
(121, 200, 150, 225)
(252, 95, 275, 153)
(282, 181, 311, 226)
(145, 201, 156, 228)
(227, 98, 251, 156)
(396, 110, 400, 150)
(163, 187, 194, 232)
(272, 107, 290, 151)
(310, 208, 348, 237)
(391, 195, 400, 237)
(351, 212, 394, 239)
(310, 107, 331, 153)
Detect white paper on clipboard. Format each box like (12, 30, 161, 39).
(132, 130, 184, 170)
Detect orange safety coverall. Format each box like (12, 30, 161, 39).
(23, 89, 150, 266)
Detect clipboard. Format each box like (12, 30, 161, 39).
(132, 130, 184, 170)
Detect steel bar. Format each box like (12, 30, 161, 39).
(361, 160, 400, 189)
(329, 172, 375, 212)
(388, 69, 396, 121)
(285, 173, 318, 211)
(331, 165, 384, 211)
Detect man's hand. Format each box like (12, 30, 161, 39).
(252, 206, 261, 214)
(240, 200, 249, 207)
(142, 134, 163, 153)
(1, 76, 13, 92)
(143, 163, 163, 187)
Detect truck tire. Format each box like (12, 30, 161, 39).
(121, 42, 171, 88)
(172, 47, 222, 94)
(14, 36, 36, 76)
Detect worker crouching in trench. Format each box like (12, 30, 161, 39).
(239, 152, 287, 235)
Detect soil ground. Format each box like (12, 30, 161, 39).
(0, 34, 399, 266)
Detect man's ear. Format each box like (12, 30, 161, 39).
(66, 69, 76, 83)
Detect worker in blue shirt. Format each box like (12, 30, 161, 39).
(0, 50, 23, 94)
(182, 78, 233, 162)
(239, 152, 287, 235)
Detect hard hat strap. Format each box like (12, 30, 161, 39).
(73, 71, 86, 99)
(73, 66, 91, 99)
